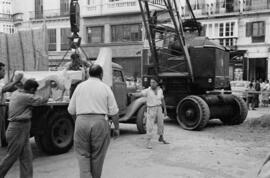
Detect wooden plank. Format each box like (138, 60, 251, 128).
(18, 31, 25, 71)
(20, 30, 35, 71)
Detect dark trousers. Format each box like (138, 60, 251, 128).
(74, 115, 110, 178)
(0, 106, 7, 147)
(0, 121, 33, 178)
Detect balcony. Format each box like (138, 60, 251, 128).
(29, 9, 69, 20)
(209, 37, 238, 50)
(0, 13, 12, 20)
(181, 1, 270, 18)
(81, 0, 140, 17)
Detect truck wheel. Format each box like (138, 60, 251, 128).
(220, 95, 248, 125)
(136, 105, 147, 134)
(176, 95, 210, 130)
(35, 111, 74, 154)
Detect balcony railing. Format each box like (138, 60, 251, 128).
(210, 37, 238, 50)
(29, 9, 69, 20)
(12, 13, 23, 22)
(0, 13, 12, 20)
(181, 1, 270, 17)
(82, 0, 139, 17)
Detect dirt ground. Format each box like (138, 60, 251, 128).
(1, 108, 270, 178)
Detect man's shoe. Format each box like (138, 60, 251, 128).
(158, 136, 169, 144)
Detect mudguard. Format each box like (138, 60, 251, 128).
(119, 97, 146, 122)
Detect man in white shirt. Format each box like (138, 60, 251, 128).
(0, 62, 23, 147)
(68, 64, 119, 178)
(133, 77, 169, 149)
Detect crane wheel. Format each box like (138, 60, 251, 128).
(176, 95, 210, 130)
(220, 95, 248, 125)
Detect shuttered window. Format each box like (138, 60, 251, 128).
(246, 21, 265, 42)
(246, 22, 252, 37)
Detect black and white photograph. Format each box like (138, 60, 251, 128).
(1, 0, 270, 177)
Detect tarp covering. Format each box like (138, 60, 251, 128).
(0, 28, 48, 80)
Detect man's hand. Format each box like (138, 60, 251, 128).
(14, 73, 23, 83)
(113, 129, 120, 139)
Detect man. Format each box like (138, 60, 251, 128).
(64, 52, 90, 98)
(68, 64, 119, 178)
(0, 79, 50, 178)
(0, 62, 23, 147)
(254, 79, 261, 108)
(133, 77, 169, 149)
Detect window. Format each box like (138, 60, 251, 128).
(111, 24, 142, 42)
(60, 0, 69, 16)
(48, 29, 56, 51)
(219, 23, 224, 37)
(87, 26, 104, 43)
(113, 70, 124, 82)
(246, 21, 265, 43)
(35, 0, 43, 19)
(61, 28, 70, 50)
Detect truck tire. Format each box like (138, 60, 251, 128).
(220, 95, 248, 125)
(136, 105, 147, 134)
(176, 95, 210, 130)
(35, 111, 74, 154)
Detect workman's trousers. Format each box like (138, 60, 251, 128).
(74, 115, 110, 178)
(0, 121, 33, 178)
(146, 106, 164, 141)
(0, 106, 7, 147)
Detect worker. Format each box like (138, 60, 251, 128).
(0, 79, 50, 178)
(68, 64, 119, 178)
(132, 77, 169, 149)
(64, 52, 90, 98)
(0, 62, 23, 147)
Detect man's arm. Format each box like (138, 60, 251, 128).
(131, 88, 148, 98)
(68, 87, 77, 115)
(1, 73, 23, 93)
(107, 86, 120, 135)
(161, 89, 167, 116)
(162, 98, 167, 116)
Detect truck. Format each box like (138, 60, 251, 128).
(3, 61, 147, 154)
(137, 0, 248, 130)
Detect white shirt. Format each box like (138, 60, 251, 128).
(142, 87, 164, 107)
(68, 77, 119, 116)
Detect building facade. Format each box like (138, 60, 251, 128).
(10, 0, 270, 81)
(181, 0, 270, 81)
(0, 0, 15, 34)
(13, 0, 71, 68)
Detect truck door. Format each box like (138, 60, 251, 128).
(112, 69, 127, 115)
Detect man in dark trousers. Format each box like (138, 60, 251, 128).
(68, 64, 119, 178)
(0, 62, 23, 147)
(0, 79, 50, 178)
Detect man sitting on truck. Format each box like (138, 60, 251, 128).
(63, 52, 90, 98)
(0, 79, 51, 178)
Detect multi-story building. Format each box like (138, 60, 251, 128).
(0, 0, 15, 34)
(180, 0, 270, 81)
(11, 0, 270, 81)
(80, 0, 144, 78)
(13, 0, 71, 67)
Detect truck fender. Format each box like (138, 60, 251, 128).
(119, 97, 146, 122)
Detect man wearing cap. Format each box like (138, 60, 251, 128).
(0, 79, 50, 178)
(68, 64, 119, 178)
